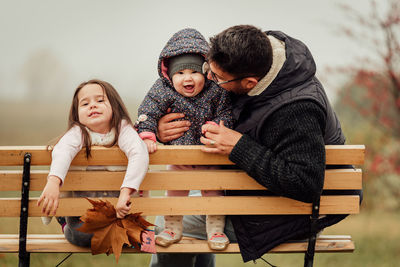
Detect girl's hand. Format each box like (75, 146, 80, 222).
(144, 139, 157, 153)
(116, 187, 134, 218)
(200, 121, 243, 155)
(37, 175, 62, 216)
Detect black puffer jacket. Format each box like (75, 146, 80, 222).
(227, 31, 360, 262)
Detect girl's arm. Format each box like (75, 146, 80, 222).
(48, 126, 83, 185)
(37, 175, 62, 216)
(116, 120, 149, 218)
(37, 126, 83, 215)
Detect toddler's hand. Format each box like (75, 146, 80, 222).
(37, 175, 61, 216)
(202, 121, 218, 135)
(144, 139, 157, 153)
(116, 187, 134, 218)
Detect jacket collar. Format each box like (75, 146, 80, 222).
(247, 35, 286, 96)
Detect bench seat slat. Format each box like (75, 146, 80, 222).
(0, 195, 359, 217)
(0, 145, 365, 166)
(0, 234, 353, 241)
(0, 235, 354, 253)
(0, 169, 363, 191)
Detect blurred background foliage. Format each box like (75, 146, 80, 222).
(333, 0, 400, 211)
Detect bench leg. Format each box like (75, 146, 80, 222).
(304, 197, 320, 267)
(19, 153, 31, 267)
(19, 253, 30, 267)
(304, 234, 316, 267)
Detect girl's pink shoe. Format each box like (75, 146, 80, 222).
(141, 230, 156, 253)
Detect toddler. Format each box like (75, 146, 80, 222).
(136, 28, 233, 250)
(37, 79, 149, 247)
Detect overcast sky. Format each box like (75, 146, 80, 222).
(0, 0, 380, 104)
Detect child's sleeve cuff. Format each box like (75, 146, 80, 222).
(139, 132, 157, 143)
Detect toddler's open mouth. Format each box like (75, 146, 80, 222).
(184, 85, 194, 92)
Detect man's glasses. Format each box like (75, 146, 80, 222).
(202, 62, 245, 85)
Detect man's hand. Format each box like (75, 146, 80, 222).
(144, 139, 157, 153)
(116, 187, 134, 219)
(37, 175, 61, 216)
(157, 108, 190, 143)
(200, 121, 242, 155)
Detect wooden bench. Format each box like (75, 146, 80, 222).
(0, 145, 365, 266)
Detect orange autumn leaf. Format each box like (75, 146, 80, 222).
(121, 213, 152, 246)
(126, 212, 154, 229)
(77, 198, 154, 262)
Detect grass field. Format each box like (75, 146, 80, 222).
(1, 211, 399, 267)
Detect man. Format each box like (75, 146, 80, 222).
(151, 25, 353, 266)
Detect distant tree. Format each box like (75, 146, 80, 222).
(337, 0, 400, 137)
(333, 0, 400, 210)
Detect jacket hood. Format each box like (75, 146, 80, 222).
(264, 31, 316, 95)
(158, 28, 209, 81)
(231, 31, 317, 112)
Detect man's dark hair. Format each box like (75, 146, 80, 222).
(208, 25, 272, 78)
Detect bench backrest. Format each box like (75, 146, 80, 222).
(0, 145, 364, 218)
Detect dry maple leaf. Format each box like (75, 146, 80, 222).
(122, 213, 154, 246)
(77, 198, 154, 262)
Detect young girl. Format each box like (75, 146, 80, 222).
(37, 79, 149, 247)
(136, 28, 233, 250)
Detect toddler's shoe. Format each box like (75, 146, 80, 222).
(207, 232, 229, 251)
(155, 230, 182, 247)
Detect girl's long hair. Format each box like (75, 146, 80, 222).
(65, 79, 132, 158)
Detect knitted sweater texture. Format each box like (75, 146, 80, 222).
(230, 100, 326, 203)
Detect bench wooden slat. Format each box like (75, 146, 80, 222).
(323, 169, 362, 190)
(325, 145, 365, 165)
(0, 195, 359, 217)
(0, 235, 354, 253)
(0, 145, 363, 260)
(0, 168, 363, 191)
(0, 145, 365, 166)
(0, 234, 353, 241)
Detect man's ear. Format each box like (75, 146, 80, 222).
(241, 77, 258, 90)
